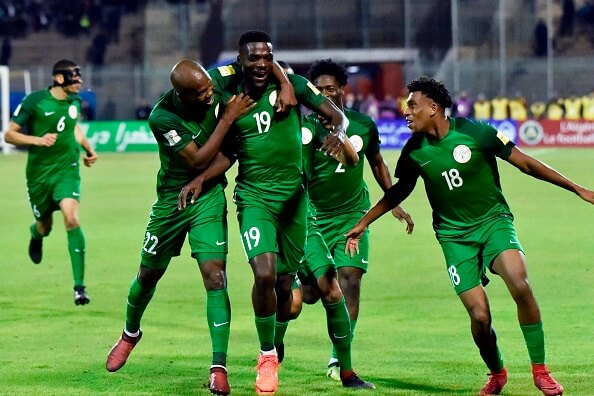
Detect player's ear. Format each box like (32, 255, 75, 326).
(54, 73, 64, 85)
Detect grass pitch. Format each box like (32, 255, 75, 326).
(0, 148, 593, 395)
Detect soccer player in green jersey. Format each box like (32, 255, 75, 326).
(184, 31, 351, 395)
(5, 59, 98, 305)
(346, 76, 594, 396)
(105, 60, 254, 396)
(291, 59, 413, 381)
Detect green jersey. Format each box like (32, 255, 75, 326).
(304, 108, 380, 215)
(148, 89, 225, 201)
(395, 117, 515, 238)
(210, 65, 327, 201)
(11, 88, 81, 181)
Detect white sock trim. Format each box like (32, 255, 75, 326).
(260, 348, 277, 356)
(124, 329, 140, 338)
(210, 364, 227, 372)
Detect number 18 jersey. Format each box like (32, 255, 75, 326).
(395, 117, 515, 238)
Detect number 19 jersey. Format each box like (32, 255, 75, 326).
(395, 117, 515, 238)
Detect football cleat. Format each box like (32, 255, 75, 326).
(341, 371, 376, 389)
(326, 362, 340, 382)
(74, 286, 90, 305)
(479, 367, 507, 395)
(106, 330, 142, 372)
(255, 353, 279, 395)
(532, 364, 564, 396)
(28, 238, 43, 264)
(209, 366, 230, 396)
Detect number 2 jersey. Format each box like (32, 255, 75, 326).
(11, 89, 81, 181)
(395, 117, 515, 238)
(209, 64, 327, 202)
(303, 108, 380, 215)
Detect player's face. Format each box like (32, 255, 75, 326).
(62, 67, 83, 94)
(313, 74, 344, 109)
(239, 42, 274, 90)
(178, 79, 215, 108)
(403, 91, 435, 133)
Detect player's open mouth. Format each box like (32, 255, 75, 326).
(253, 72, 268, 83)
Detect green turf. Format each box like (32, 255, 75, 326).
(0, 148, 592, 395)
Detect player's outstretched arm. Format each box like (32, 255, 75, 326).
(75, 124, 98, 167)
(507, 146, 594, 204)
(314, 99, 353, 160)
(4, 121, 57, 147)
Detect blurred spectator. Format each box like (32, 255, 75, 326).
(1, 35, 11, 65)
(534, 19, 548, 57)
(135, 99, 152, 120)
(508, 93, 528, 121)
(473, 93, 491, 120)
(344, 92, 361, 111)
(563, 95, 582, 120)
(491, 94, 509, 120)
(378, 95, 398, 119)
(81, 99, 95, 121)
(359, 93, 379, 120)
(200, 0, 224, 68)
(529, 99, 547, 119)
(453, 90, 472, 117)
(86, 32, 109, 66)
(559, 0, 575, 37)
(546, 98, 564, 120)
(582, 92, 594, 120)
(395, 87, 408, 117)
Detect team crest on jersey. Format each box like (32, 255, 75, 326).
(349, 135, 363, 152)
(68, 105, 78, 119)
(453, 144, 471, 163)
(268, 90, 278, 107)
(301, 127, 313, 144)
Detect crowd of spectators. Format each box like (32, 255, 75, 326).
(347, 88, 594, 122)
(0, 0, 145, 67)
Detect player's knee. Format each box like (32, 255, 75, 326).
(302, 285, 321, 305)
(253, 270, 276, 290)
(469, 308, 491, 328)
(64, 216, 80, 230)
(138, 267, 164, 287)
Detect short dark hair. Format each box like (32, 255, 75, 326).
(307, 59, 348, 87)
(407, 76, 453, 110)
(238, 30, 272, 48)
(52, 59, 78, 74)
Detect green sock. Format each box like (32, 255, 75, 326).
(206, 289, 231, 367)
(67, 227, 85, 287)
(255, 314, 276, 352)
(521, 322, 546, 364)
(332, 317, 357, 362)
(325, 297, 352, 371)
(125, 275, 156, 333)
(274, 320, 289, 347)
(30, 223, 44, 239)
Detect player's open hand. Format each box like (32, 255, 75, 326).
(275, 84, 297, 113)
(576, 186, 594, 205)
(344, 224, 366, 257)
(223, 94, 256, 121)
(177, 176, 204, 210)
(83, 150, 98, 167)
(38, 133, 57, 147)
(391, 205, 414, 234)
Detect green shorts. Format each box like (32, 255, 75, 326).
(438, 215, 524, 295)
(298, 212, 335, 285)
(317, 211, 369, 273)
(140, 186, 228, 270)
(235, 186, 306, 275)
(27, 167, 81, 220)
